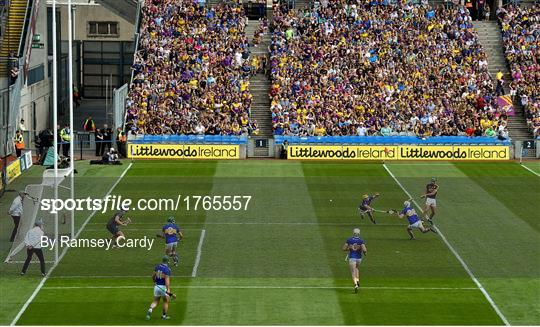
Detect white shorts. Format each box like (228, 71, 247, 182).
(426, 198, 437, 207)
(409, 220, 423, 229)
(154, 285, 167, 298)
(348, 258, 362, 265)
(166, 242, 177, 251)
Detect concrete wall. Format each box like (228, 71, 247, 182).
(58, 4, 134, 42)
(18, 0, 52, 134)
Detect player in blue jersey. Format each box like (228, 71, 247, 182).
(145, 256, 176, 321)
(421, 178, 439, 225)
(358, 193, 380, 224)
(342, 228, 367, 293)
(397, 201, 437, 240)
(159, 217, 183, 266)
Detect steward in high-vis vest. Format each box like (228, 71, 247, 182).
(116, 127, 127, 158)
(83, 116, 96, 132)
(60, 124, 71, 157)
(14, 130, 25, 157)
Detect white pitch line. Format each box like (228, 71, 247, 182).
(520, 163, 540, 177)
(9, 261, 56, 264)
(40, 285, 477, 291)
(191, 229, 206, 277)
(382, 164, 510, 326)
(10, 163, 133, 326)
(48, 275, 193, 279)
(82, 228, 202, 232)
(87, 221, 405, 227)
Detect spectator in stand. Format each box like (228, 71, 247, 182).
(125, 0, 254, 136)
(498, 4, 539, 137)
(269, 1, 508, 137)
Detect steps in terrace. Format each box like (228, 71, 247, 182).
(473, 20, 533, 141)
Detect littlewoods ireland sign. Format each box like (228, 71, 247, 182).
(128, 144, 239, 159)
(287, 145, 510, 161)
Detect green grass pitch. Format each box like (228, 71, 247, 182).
(0, 160, 539, 325)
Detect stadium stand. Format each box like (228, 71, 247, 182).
(497, 4, 539, 138)
(269, 1, 513, 139)
(124, 0, 255, 136)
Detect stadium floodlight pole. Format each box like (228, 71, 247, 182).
(68, 0, 75, 239)
(52, 0, 59, 263)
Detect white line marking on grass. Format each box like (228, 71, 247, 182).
(10, 163, 133, 326)
(382, 164, 510, 326)
(41, 285, 478, 291)
(87, 221, 405, 227)
(83, 228, 202, 232)
(520, 164, 540, 177)
(10, 261, 56, 264)
(192, 229, 206, 277)
(48, 275, 193, 279)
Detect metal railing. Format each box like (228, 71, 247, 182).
(16, 130, 124, 161)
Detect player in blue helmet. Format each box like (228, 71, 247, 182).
(342, 228, 367, 293)
(357, 193, 380, 224)
(159, 217, 183, 266)
(146, 256, 175, 320)
(397, 201, 437, 240)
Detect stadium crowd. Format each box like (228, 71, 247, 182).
(125, 0, 255, 135)
(270, 1, 512, 137)
(497, 4, 540, 137)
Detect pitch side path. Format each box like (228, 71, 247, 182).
(1, 160, 538, 325)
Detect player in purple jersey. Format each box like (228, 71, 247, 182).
(342, 228, 367, 293)
(397, 201, 437, 240)
(357, 193, 380, 224)
(159, 217, 183, 266)
(146, 256, 175, 321)
(421, 178, 439, 225)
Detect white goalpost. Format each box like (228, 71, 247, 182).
(4, 168, 73, 263)
(5, 0, 77, 265)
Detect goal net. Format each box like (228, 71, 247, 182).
(4, 168, 74, 264)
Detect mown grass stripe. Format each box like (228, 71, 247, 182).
(382, 163, 510, 326)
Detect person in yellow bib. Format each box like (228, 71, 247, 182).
(59, 124, 71, 157)
(14, 130, 25, 157)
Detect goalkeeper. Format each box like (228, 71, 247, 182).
(146, 256, 175, 320)
(106, 209, 130, 248)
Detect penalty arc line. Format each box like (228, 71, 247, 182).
(191, 229, 206, 277)
(382, 164, 510, 326)
(10, 162, 134, 326)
